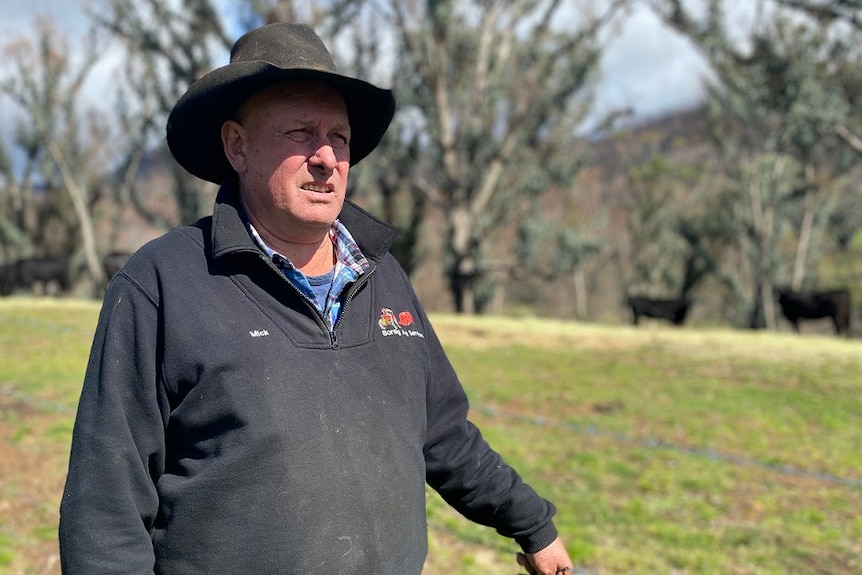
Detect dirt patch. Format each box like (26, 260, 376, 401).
(0, 404, 67, 575)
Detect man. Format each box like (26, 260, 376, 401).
(59, 22, 573, 575)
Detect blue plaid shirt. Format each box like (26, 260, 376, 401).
(246, 216, 370, 330)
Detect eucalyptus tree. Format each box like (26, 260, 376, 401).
(516, 205, 606, 319)
(329, 0, 631, 313)
(88, 0, 631, 314)
(88, 0, 233, 226)
(0, 101, 39, 264)
(0, 18, 111, 289)
(648, 0, 859, 329)
(775, 0, 862, 258)
(622, 152, 717, 300)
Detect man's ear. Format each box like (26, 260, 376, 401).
(222, 120, 247, 173)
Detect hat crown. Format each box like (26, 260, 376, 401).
(167, 22, 395, 183)
(230, 22, 337, 73)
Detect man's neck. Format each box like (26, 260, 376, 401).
(242, 206, 336, 276)
(278, 238, 335, 276)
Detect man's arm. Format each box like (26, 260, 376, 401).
(417, 303, 561, 553)
(59, 276, 166, 574)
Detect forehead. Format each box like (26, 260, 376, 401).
(238, 80, 348, 122)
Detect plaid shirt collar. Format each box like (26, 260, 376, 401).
(243, 211, 370, 328)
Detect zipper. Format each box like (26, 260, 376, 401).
(329, 264, 378, 349)
(258, 251, 328, 326)
(259, 251, 379, 350)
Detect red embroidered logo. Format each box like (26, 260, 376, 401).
(378, 307, 424, 338)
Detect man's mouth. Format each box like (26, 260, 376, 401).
(301, 183, 333, 194)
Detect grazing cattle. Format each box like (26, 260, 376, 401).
(102, 251, 133, 280)
(0, 262, 18, 296)
(627, 295, 691, 326)
(15, 256, 72, 295)
(776, 289, 851, 335)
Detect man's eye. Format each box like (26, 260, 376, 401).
(286, 129, 312, 141)
(332, 133, 350, 148)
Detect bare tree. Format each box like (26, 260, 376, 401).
(88, 0, 233, 226)
(775, 0, 862, 256)
(775, 0, 862, 33)
(0, 104, 40, 263)
(0, 18, 110, 290)
(623, 153, 705, 297)
(325, 0, 631, 313)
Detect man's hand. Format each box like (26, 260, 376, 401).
(515, 536, 574, 575)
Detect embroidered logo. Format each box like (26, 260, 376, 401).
(378, 307, 424, 338)
(249, 329, 270, 338)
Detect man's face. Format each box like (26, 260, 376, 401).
(225, 80, 351, 243)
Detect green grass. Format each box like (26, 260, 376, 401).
(1, 299, 860, 574)
(0, 297, 96, 407)
(427, 315, 862, 574)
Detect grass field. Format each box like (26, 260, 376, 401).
(1, 298, 860, 574)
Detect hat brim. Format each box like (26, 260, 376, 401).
(167, 61, 395, 184)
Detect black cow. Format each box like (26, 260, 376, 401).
(0, 262, 18, 296)
(15, 256, 72, 295)
(777, 289, 851, 335)
(627, 295, 691, 326)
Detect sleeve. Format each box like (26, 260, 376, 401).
(419, 307, 559, 553)
(59, 274, 168, 574)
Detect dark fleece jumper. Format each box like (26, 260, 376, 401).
(59, 183, 557, 574)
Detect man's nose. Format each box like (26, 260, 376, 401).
(309, 144, 338, 169)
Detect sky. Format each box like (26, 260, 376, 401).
(0, 1, 752, 153)
(595, 4, 712, 122)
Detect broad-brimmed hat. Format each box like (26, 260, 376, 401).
(166, 22, 396, 184)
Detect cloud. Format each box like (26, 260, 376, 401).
(593, 4, 713, 123)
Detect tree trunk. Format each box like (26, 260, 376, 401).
(447, 207, 478, 314)
(573, 267, 588, 320)
(791, 165, 819, 291)
(46, 140, 105, 292)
